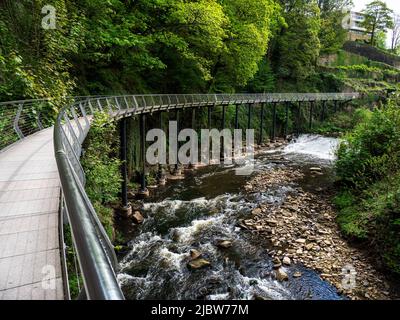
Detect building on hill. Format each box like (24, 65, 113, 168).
(342, 11, 372, 42)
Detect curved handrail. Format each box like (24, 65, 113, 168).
(1, 92, 360, 300)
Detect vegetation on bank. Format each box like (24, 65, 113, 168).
(80, 112, 122, 239)
(335, 95, 400, 274)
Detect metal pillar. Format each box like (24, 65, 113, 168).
(221, 105, 226, 130)
(139, 114, 148, 194)
(321, 101, 326, 122)
(271, 102, 277, 141)
(247, 104, 251, 130)
(174, 109, 180, 174)
(208, 106, 212, 128)
(158, 111, 166, 184)
(309, 101, 314, 131)
(235, 105, 239, 129)
(120, 118, 128, 207)
(297, 102, 302, 135)
(285, 102, 290, 139)
(192, 108, 196, 130)
(259, 103, 264, 145)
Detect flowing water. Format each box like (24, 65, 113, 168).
(117, 134, 344, 300)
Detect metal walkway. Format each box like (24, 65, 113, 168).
(0, 127, 63, 300)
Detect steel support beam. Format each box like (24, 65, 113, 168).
(120, 118, 128, 207)
(271, 102, 277, 141)
(259, 103, 264, 145)
(139, 114, 148, 194)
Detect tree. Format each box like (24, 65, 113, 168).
(360, 0, 394, 47)
(390, 14, 400, 53)
(317, 0, 353, 54)
(272, 0, 321, 83)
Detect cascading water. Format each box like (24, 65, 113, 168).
(117, 135, 343, 300)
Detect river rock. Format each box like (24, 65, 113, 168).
(282, 256, 291, 266)
(275, 268, 289, 281)
(131, 211, 144, 224)
(252, 208, 262, 215)
(310, 167, 322, 172)
(217, 240, 233, 249)
(295, 238, 306, 244)
(190, 249, 202, 260)
(187, 258, 211, 270)
(273, 257, 282, 269)
(293, 271, 302, 278)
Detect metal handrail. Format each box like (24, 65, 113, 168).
(1, 92, 360, 300)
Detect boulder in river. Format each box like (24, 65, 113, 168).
(283, 256, 291, 266)
(189, 249, 202, 260)
(131, 211, 144, 224)
(216, 240, 233, 249)
(187, 258, 211, 270)
(275, 268, 289, 282)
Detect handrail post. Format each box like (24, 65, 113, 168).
(13, 103, 24, 139)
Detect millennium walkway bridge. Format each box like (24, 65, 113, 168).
(0, 93, 359, 300)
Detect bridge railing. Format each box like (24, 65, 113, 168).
(1, 92, 359, 300)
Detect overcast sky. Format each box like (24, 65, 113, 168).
(352, 0, 400, 48)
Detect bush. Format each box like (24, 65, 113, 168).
(81, 112, 122, 239)
(335, 97, 400, 274)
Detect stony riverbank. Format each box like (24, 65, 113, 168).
(242, 167, 398, 300)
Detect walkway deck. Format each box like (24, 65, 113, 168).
(0, 127, 64, 300)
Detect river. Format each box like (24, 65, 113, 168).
(117, 134, 345, 300)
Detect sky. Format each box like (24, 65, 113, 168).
(352, 0, 400, 48)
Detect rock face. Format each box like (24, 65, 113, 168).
(275, 268, 289, 282)
(187, 258, 211, 270)
(131, 211, 144, 224)
(216, 240, 233, 249)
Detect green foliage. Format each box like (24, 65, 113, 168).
(272, 0, 321, 82)
(360, 0, 394, 47)
(81, 112, 122, 239)
(335, 98, 400, 274)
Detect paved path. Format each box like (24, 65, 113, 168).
(0, 127, 64, 300)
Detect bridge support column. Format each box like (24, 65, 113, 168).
(119, 117, 130, 208)
(285, 102, 290, 139)
(235, 105, 239, 129)
(157, 111, 166, 185)
(189, 108, 197, 169)
(309, 101, 314, 131)
(321, 101, 326, 122)
(208, 106, 212, 129)
(173, 109, 182, 176)
(139, 114, 149, 197)
(297, 102, 302, 135)
(271, 102, 277, 141)
(247, 104, 251, 130)
(220, 105, 226, 162)
(259, 103, 264, 145)
(334, 100, 338, 113)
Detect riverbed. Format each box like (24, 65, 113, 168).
(116, 134, 363, 300)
